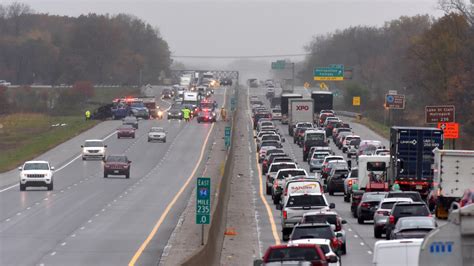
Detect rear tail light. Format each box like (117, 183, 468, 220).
(348, 179, 353, 185)
(331, 237, 340, 248)
(283, 210, 287, 219)
(336, 220, 342, 231)
(274, 182, 278, 188)
(389, 215, 395, 224)
(376, 210, 389, 216)
(428, 213, 432, 217)
(361, 202, 370, 208)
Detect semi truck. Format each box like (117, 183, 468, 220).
(389, 127, 444, 197)
(311, 91, 333, 123)
(280, 93, 302, 124)
(431, 149, 474, 218)
(288, 98, 314, 136)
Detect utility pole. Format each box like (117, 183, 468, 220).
(292, 63, 295, 92)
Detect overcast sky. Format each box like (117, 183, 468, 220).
(4, 0, 445, 67)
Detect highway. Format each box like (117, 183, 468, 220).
(0, 86, 225, 265)
(246, 86, 442, 265)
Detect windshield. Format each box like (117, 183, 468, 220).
(263, 135, 279, 141)
(106, 156, 127, 163)
(267, 247, 321, 262)
(350, 169, 359, 178)
(399, 218, 435, 228)
(261, 141, 279, 147)
(270, 164, 296, 173)
(306, 133, 324, 141)
(200, 102, 213, 109)
(287, 195, 326, 207)
(298, 123, 313, 128)
(151, 127, 164, 132)
(131, 102, 145, 108)
(367, 162, 387, 171)
(291, 226, 334, 240)
(277, 170, 306, 179)
(312, 153, 329, 159)
(388, 193, 422, 202)
(362, 193, 387, 202)
(84, 141, 104, 147)
(23, 163, 49, 170)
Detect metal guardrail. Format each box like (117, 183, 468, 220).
(334, 110, 361, 118)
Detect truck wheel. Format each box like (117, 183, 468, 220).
(20, 184, 26, 191)
(266, 186, 271, 195)
(374, 228, 382, 238)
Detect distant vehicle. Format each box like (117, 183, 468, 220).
(220, 77, 232, 86)
(271, 108, 282, 120)
(122, 116, 138, 129)
(130, 101, 150, 119)
(373, 239, 423, 266)
(196, 110, 216, 123)
(117, 125, 136, 139)
(265, 162, 297, 193)
(302, 129, 328, 161)
(81, 139, 106, 160)
(183, 91, 199, 108)
(280, 93, 303, 124)
(300, 211, 348, 255)
(272, 168, 308, 204)
(385, 191, 423, 202)
(254, 243, 333, 266)
(311, 91, 333, 119)
(19, 161, 54, 191)
(148, 127, 166, 142)
(430, 149, 474, 218)
(103, 155, 131, 179)
(326, 167, 349, 195)
(309, 151, 331, 173)
(343, 167, 358, 202)
(0, 80, 11, 86)
(111, 101, 130, 120)
(373, 197, 413, 238)
(385, 202, 431, 239)
(289, 223, 342, 254)
(289, 239, 341, 265)
(389, 126, 443, 197)
(356, 191, 387, 223)
(390, 216, 437, 239)
(161, 88, 173, 99)
(167, 106, 183, 120)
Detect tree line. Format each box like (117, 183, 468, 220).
(0, 2, 172, 86)
(300, 1, 474, 148)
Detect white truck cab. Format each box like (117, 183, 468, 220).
(19, 161, 54, 191)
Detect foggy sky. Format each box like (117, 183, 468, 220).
(4, 0, 444, 68)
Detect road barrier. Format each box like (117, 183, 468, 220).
(181, 86, 239, 266)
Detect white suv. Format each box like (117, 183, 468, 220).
(19, 161, 54, 191)
(81, 139, 107, 160)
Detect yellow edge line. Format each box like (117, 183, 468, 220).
(128, 88, 227, 266)
(248, 111, 281, 245)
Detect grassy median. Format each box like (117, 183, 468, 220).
(357, 117, 390, 139)
(0, 113, 99, 172)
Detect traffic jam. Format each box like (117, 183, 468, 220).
(250, 82, 474, 266)
(19, 71, 223, 190)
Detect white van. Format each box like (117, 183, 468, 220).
(373, 239, 423, 266)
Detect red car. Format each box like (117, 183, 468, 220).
(117, 125, 135, 139)
(103, 155, 131, 178)
(197, 111, 216, 123)
(255, 243, 336, 266)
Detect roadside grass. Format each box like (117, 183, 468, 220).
(357, 117, 390, 139)
(0, 113, 99, 172)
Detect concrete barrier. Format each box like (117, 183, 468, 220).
(180, 87, 239, 266)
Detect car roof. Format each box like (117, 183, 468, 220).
(381, 197, 413, 203)
(24, 160, 49, 164)
(295, 223, 331, 228)
(85, 139, 103, 142)
(290, 238, 331, 246)
(305, 129, 325, 134)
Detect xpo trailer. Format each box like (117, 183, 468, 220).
(288, 98, 314, 136)
(280, 93, 302, 124)
(431, 149, 474, 218)
(389, 126, 444, 197)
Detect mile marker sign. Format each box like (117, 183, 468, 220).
(196, 177, 211, 224)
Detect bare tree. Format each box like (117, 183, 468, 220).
(439, 0, 474, 24)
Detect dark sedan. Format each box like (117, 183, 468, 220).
(103, 155, 131, 179)
(122, 116, 138, 129)
(390, 217, 437, 239)
(357, 192, 387, 224)
(117, 125, 135, 139)
(167, 107, 183, 120)
(197, 111, 216, 123)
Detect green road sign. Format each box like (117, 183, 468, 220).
(196, 177, 211, 224)
(314, 65, 344, 81)
(271, 60, 286, 70)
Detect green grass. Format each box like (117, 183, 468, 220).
(356, 117, 390, 139)
(0, 114, 99, 172)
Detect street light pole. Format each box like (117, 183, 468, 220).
(292, 63, 295, 92)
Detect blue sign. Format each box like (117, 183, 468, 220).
(386, 95, 395, 103)
(429, 241, 454, 254)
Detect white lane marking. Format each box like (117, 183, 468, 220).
(71, 234, 76, 237)
(26, 207, 31, 210)
(61, 242, 66, 246)
(368, 250, 373, 255)
(354, 234, 359, 238)
(360, 242, 365, 246)
(88, 220, 92, 223)
(50, 252, 56, 256)
(348, 228, 352, 232)
(80, 226, 85, 230)
(6, 218, 10, 222)
(0, 129, 117, 193)
(43, 198, 48, 201)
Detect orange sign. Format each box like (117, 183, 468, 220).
(438, 122, 459, 139)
